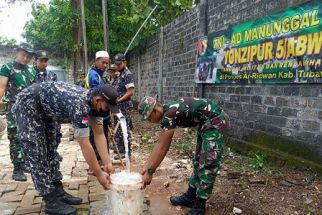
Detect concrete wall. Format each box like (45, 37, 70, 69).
(128, 0, 322, 164)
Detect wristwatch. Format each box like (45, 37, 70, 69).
(147, 168, 156, 175)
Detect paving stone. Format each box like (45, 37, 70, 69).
(25, 190, 37, 196)
(73, 204, 91, 209)
(76, 210, 90, 215)
(69, 181, 79, 190)
(88, 181, 100, 187)
(20, 194, 35, 207)
(1, 194, 23, 202)
(15, 204, 42, 215)
(0, 202, 19, 214)
(15, 183, 30, 195)
(88, 175, 96, 182)
(78, 185, 89, 204)
(69, 177, 88, 184)
(89, 186, 104, 193)
(33, 197, 43, 204)
(1, 191, 26, 199)
(0, 184, 18, 193)
(78, 185, 89, 194)
(1, 209, 16, 215)
(89, 193, 105, 202)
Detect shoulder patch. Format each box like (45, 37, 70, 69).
(82, 116, 89, 124)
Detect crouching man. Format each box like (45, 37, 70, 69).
(138, 96, 230, 215)
(13, 82, 118, 215)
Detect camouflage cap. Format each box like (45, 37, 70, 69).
(114, 53, 126, 64)
(138, 96, 157, 120)
(16, 43, 34, 54)
(108, 64, 117, 71)
(35, 50, 49, 60)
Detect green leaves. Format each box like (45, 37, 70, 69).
(24, 0, 196, 58)
(0, 36, 17, 46)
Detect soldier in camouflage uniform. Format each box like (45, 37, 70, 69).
(12, 82, 117, 215)
(0, 43, 36, 181)
(138, 96, 230, 215)
(113, 53, 135, 159)
(34, 50, 62, 162)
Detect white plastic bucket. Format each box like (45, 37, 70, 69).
(109, 171, 144, 215)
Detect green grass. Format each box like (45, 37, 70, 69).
(248, 151, 267, 172)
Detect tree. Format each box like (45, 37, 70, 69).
(0, 36, 17, 46)
(24, 0, 198, 64)
(24, 0, 78, 67)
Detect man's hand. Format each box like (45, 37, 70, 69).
(104, 162, 114, 174)
(96, 171, 111, 190)
(140, 168, 153, 188)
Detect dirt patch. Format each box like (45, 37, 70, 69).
(130, 111, 322, 215)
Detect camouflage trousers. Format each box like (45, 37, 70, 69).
(113, 109, 133, 156)
(12, 90, 62, 196)
(189, 122, 224, 200)
(5, 102, 24, 166)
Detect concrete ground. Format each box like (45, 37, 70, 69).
(0, 124, 110, 215)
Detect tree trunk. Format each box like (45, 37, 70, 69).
(70, 0, 83, 83)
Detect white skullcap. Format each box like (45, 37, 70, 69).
(95, 50, 109, 59)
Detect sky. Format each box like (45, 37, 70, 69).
(0, 0, 49, 43)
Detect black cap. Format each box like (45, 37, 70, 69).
(16, 43, 34, 54)
(35, 50, 49, 60)
(114, 53, 126, 64)
(108, 64, 117, 71)
(97, 84, 119, 113)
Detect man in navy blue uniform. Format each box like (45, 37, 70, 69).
(13, 82, 117, 215)
(34, 50, 63, 163)
(112, 53, 135, 159)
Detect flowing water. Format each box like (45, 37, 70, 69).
(100, 114, 144, 214)
(115, 112, 131, 171)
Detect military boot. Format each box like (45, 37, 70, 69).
(43, 191, 76, 215)
(170, 186, 196, 208)
(186, 197, 206, 215)
(21, 163, 31, 173)
(54, 181, 82, 205)
(12, 164, 27, 181)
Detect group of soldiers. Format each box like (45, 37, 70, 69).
(0, 44, 135, 215)
(0, 43, 230, 215)
(0, 44, 59, 182)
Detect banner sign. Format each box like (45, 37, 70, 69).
(196, 1, 322, 84)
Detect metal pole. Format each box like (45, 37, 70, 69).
(124, 5, 158, 55)
(138, 55, 141, 100)
(158, 26, 164, 103)
(102, 0, 108, 51)
(81, 0, 88, 73)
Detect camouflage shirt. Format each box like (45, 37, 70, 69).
(34, 67, 57, 83)
(113, 67, 135, 109)
(13, 82, 104, 141)
(160, 97, 224, 131)
(0, 61, 36, 102)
